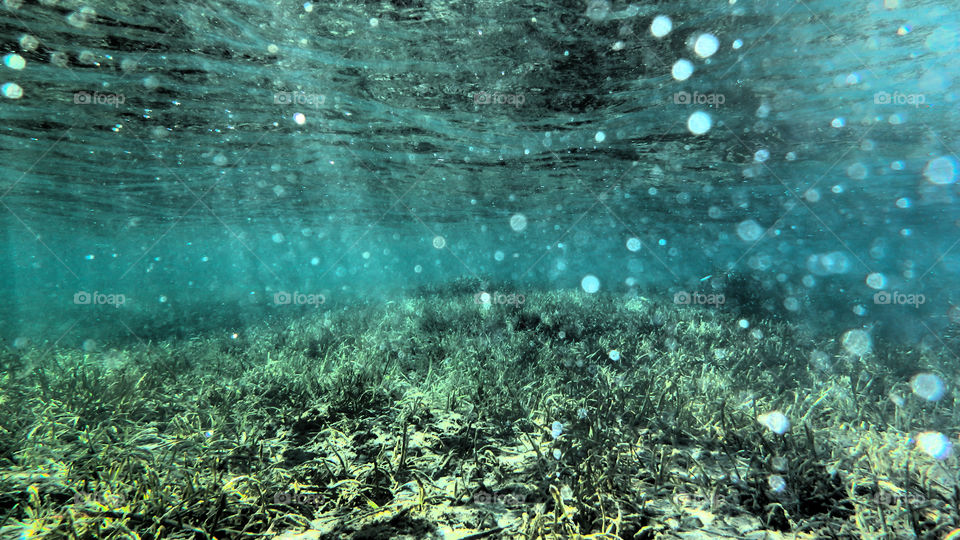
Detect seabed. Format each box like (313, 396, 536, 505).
(1, 283, 958, 539)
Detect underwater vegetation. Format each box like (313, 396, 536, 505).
(0, 287, 958, 539)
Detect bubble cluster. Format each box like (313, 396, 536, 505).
(809, 350, 831, 371)
(67, 6, 97, 29)
(687, 111, 711, 135)
(865, 272, 886, 290)
(768, 474, 787, 493)
(551, 421, 563, 439)
(841, 329, 872, 356)
(757, 410, 790, 435)
(672, 59, 694, 81)
(510, 213, 527, 232)
(650, 15, 672, 38)
(693, 33, 720, 58)
(3, 53, 25, 70)
(50, 52, 68, 68)
(846, 162, 867, 180)
(807, 251, 851, 275)
(910, 373, 945, 402)
(915, 431, 951, 460)
(19, 34, 39, 52)
(581, 274, 600, 294)
(737, 220, 764, 242)
(585, 0, 610, 21)
(1, 82, 23, 99)
(924, 156, 957, 185)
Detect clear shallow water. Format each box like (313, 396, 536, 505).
(0, 0, 958, 347)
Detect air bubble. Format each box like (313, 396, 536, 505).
(687, 111, 712, 135)
(581, 275, 600, 294)
(693, 33, 719, 58)
(651, 15, 672, 38)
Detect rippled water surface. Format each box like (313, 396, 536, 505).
(1, 0, 958, 344)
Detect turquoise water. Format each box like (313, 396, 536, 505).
(0, 0, 958, 347)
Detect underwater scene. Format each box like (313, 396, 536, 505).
(1, 0, 960, 538)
